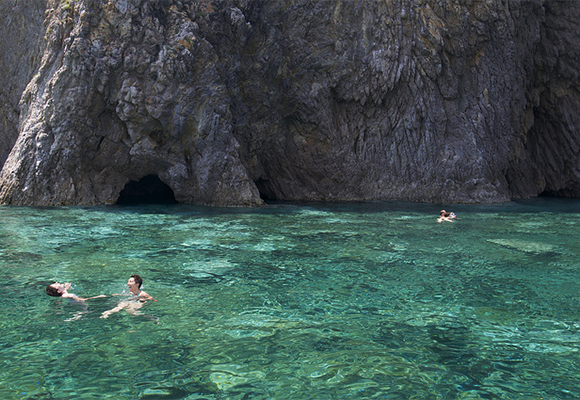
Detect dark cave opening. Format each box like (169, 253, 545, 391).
(254, 178, 277, 201)
(116, 175, 178, 205)
(539, 190, 559, 197)
(538, 189, 574, 197)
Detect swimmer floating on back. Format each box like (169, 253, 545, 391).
(46, 282, 106, 301)
(438, 209, 456, 223)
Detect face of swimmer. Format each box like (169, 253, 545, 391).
(53, 282, 71, 293)
(127, 275, 143, 293)
(46, 282, 71, 297)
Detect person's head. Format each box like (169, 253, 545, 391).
(128, 274, 143, 289)
(46, 282, 70, 297)
(440, 210, 446, 215)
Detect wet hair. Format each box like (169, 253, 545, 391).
(131, 274, 143, 288)
(46, 284, 62, 297)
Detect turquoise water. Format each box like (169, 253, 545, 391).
(1, 199, 580, 399)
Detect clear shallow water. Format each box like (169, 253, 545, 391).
(1, 198, 580, 399)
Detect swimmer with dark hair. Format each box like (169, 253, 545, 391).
(46, 282, 106, 301)
(438, 210, 456, 223)
(100, 274, 155, 318)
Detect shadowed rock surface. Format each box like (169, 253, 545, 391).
(0, 0, 46, 168)
(0, 0, 579, 206)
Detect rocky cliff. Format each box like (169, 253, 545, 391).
(0, 0, 579, 206)
(0, 0, 46, 170)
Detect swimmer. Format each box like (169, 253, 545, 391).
(438, 209, 456, 223)
(46, 282, 106, 301)
(100, 274, 155, 318)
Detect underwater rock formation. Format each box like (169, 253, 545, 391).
(0, 0, 579, 205)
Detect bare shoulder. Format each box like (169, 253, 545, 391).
(63, 293, 84, 301)
(140, 290, 153, 300)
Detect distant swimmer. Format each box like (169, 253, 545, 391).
(438, 210, 456, 223)
(46, 282, 106, 302)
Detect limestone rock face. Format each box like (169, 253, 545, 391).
(0, 0, 579, 205)
(0, 0, 46, 169)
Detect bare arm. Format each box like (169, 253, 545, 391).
(84, 295, 107, 300)
(65, 294, 106, 301)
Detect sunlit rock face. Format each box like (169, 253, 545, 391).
(0, 0, 579, 206)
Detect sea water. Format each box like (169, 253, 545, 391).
(1, 198, 579, 399)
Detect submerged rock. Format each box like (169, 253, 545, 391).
(0, 0, 579, 206)
(486, 238, 557, 254)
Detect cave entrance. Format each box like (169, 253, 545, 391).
(539, 188, 573, 197)
(116, 175, 178, 205)
(254, 178, 277, 202)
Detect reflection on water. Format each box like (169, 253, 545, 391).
(1, 199, 580, 399)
